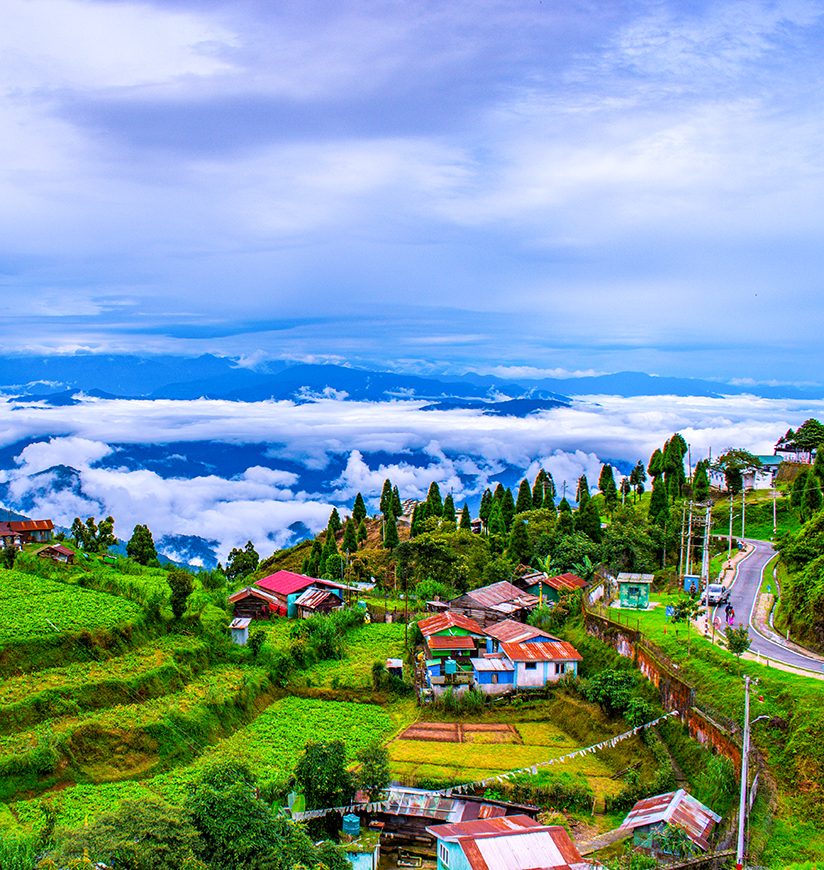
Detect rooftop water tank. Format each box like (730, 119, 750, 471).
(444, 657, 457, 675)
(343, 813, 361, 837)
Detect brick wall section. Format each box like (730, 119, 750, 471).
(584, 611, 739, 765)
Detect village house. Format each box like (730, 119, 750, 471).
(426, 814, 590, 870)
(228, 586, 281, 620)
(418, 613, 583, 697)
(252, 570, 347, 617)
(373, 787, 539, 847)
(0, 519, 54, 549)
(448, 581, 539, 627)
(37, 544, 75, 564)
(515, 571, 587, 605)
(419, 612, 487, 691)
(619, 789, 721, 855)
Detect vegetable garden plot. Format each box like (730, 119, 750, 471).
(0, 570, 142, 644)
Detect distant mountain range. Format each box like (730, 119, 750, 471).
(1, 354, 820, 404)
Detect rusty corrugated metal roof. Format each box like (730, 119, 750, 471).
(485, 619, 559, 644)
(294, 587, 339, 610)
(418, 612, 486, 637)
(426, 814, 540, 840)
(228, 585, 279, 605)
(428, 635, 477, 651)
(9, 519, 54, 532)
(500, 640, 582, 662)
(619, 789, 721, 851)
(545, 572, 588, 591)
(471, 657, 515, 672)
(463, 581, 539, 611)
(428, 816, 585, 869)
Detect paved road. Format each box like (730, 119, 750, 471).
(710, 539, 824, 674)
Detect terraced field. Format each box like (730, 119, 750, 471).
(388, 717, 628, 802)
(0, 570, 142, 645)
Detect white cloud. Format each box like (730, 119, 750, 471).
(2, 392, 821, 561)
(14, 436, 113, 475)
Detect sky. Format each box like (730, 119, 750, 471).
(1, 0, 823, 382)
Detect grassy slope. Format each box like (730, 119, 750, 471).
(570, 596, 824, 866)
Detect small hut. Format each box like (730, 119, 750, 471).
(37, 544, 75, 564)
(294, 586, 344, 619)
(617, 573, 654, 609)
(228, 586, 279, 620)
(229, 617, 252, 645)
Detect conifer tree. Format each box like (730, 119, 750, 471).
(357, 519, 368, 545)
(322, 529, 339, 561)
(459, 504, 471, 531)
(426, 481, 443, 517)
(379, 479, 393, 516)
(479, 489, 493, 530)
(576, 475, 590, 507)
(493, 483, 506, 502)
(307, 538, 323, 576)
(543, 470, 556, 504)
(648, 448, 664, 479)
(648, 476, 670, 526)
(575, 498, 602, 542)
(629, 461, 647, 501)
(556, 499, 574, 535)
(515, 479, 532, 514)
(802, 472, 823, 521)
(327, 507, 342, 536)
(693, 460, 710, 502)
(383, 514, 399, 549)
(352, 492, 367, 525)
(532, 469, 548, 509)
(791, 468, 809, 509)
(501, 487, 516, 530)
(342, 518, 358, 554)
(598, 464, 618, 515)
(392, 485, 402, 518)
(488, 499, 506, 537)
(441, 493, 456, 529)
(507, 520, 531, 565)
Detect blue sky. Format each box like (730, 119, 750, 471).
(1, 0, 823, 382)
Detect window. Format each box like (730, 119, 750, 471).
(525, 662, 537, 671)
(491, 672, 498, 684)
(439, 841, 450, 866)
(554, 663, 563, 675)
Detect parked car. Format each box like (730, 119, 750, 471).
(702, 583, 729, 605)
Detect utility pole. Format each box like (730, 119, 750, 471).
(686, 502, 694, 576)
(729, 492, 734, 557)
(741, 489, 746, 539)
(679, 504, 687, 579)
(701, 504, 711, 595)
(736, 675, 751, 870)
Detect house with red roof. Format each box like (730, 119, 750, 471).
(516, 571, 588, 605)
(426, 814, 590, 870)
(252, 570, 346, 617)
(0, 519, 54, 549)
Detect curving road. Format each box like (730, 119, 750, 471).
(709, 539, 824, 674)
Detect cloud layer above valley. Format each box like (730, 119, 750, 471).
(1, 392, 821, 561)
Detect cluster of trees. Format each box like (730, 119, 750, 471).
(790, 458, 824, 522)
(69, 515, 116, 552)
(778, 510, 824, 649)
(776, 418, 824, 462)
(648, 434, 688, 525)
(38, 757, 359, 870)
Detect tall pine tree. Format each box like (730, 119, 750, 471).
(576, 475, 590, 507)
(501, 487, 516, 530)
(479, 489, 493, 530)
(515, 479, 532, 514)
(383, 514, 399, 549)
(352, 492, 367, 525)
(392, 485, 402, 518)
(342, 518, 358, 554)
(598, 464, 618, 515)
(507, 520, 531, 565)
(441, 493, 456, 529)
(379, 479, 393, 516)
(426, 481, 443, 517)
(488, 499, 506, 537)
(459, 504, 471, 530)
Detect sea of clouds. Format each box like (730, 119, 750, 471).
(1, 392, 822, 563)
